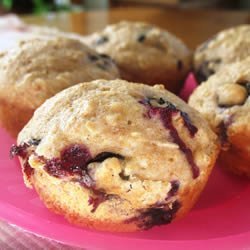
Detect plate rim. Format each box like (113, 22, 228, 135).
(0, 199, 250, 250)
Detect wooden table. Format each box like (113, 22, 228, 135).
(23, 6, 250, 49)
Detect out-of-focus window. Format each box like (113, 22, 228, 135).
(0, 0, 109, 14)
(111, 0, 250, 9)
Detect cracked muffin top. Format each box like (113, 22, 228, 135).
(17, 79, 219, 217)
(194, 25, 250, 83)
(83, 21, 191, 93)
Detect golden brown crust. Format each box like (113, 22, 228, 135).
(31, 149, 218, 232)
(0, 98, 34, 137)
(218, 130, 250, 177)
(32, 170, 138, 232)
(17, 79, 219, 232)
(194, 25, 250, 82)
(189, 58, 250, 177)
(118, 64, 183, 94)
(0, 37, 119, 137)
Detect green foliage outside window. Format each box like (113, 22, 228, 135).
(0, 0, 72, 14)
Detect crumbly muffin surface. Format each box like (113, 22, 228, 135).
(0, 37, 119, 136)
(189, 58, 250, 176)
(194, 25, 250, 82)
(83, 21, 191, 93)
(14, 79, 219, 231)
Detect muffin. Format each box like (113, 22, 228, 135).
(189, 58, 250, 177)
(0, 15, 85, 52)
(11, 79, 219, 232)
(0, 37, 119, 137)
(83, 21, 192, 93)
(194, 25, 250, 83)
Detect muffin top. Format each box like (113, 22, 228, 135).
(194, 25, 250, 82)
(17, 79, 218, 212)
(0, 16, 85, 52)
(83, 21, 191, 89)
(0, 37, 119, 110)
(189, 57, 250, 148)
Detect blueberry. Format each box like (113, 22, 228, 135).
(217, 121, 231, 150)
(196, 61, 215, 83)
(195, 58, 221, 83)
(137, 34, 146, 43)
(89, 152, 124, 163)
(140, 97, 199, 179)
(166, 180, 180, 199)
(158, 97, 165, 105)
(99, 53, 111, 59)
(126, 200, 181, 229)
(28, 138, 41, 146)
(88, 53, 99, 61)
(177, 60, 183, 71)
(95, 36, 108, 46)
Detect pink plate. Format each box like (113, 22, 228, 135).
(0, 74, 250, 249)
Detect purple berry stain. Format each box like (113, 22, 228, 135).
(39, 145, 124, 212)
(140, 98, 199, 179)
(11, 141, 124, 212)
(61, 144, 92, 175)
(126, 200, 181, 229)
(10, 143, 29, 159)
(10, 139, 41, 181)
(166, 180, 180, 200)
(88, 191, 107, 213)
(217, 117, 233, 150)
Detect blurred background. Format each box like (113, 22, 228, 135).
(0, 0, 250, 14)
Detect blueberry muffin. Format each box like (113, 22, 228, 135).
(11, 79, 219, 232)
(0, 37, 119, 137)
(83, 21, 192, 93)
(189, 58, 250, 177)
(194, 25, 250, 83)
